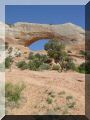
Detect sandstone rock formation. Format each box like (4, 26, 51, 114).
(0, 21, 85, 53)
(5, 22, 85, 53)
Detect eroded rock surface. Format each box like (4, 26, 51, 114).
(0, 21, 86, 53)
(4, 22, 85, 52)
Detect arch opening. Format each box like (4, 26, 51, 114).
(28, 39, 49, 51)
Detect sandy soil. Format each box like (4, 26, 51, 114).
(5, 69, 85, 115)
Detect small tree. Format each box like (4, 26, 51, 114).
(44, 40, 69, 71)
(44, 40, 77, 71)
(44, 40, 68, 62)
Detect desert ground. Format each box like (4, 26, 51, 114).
(6, 66, 85, 115)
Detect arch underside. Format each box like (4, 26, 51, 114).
(18, 32, 67, 47)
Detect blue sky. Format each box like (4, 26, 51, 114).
(5, 5, 85, 50)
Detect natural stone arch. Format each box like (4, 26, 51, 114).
(18, 31, 67, 47)
(5, 22, 85, 52)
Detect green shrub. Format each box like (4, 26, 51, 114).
(48, 91, 56, 98)
(28, 52, 36, 60)
(44, 40, 68, 63)
(67, 101, 76, 109)
(66, 96, 73, 100)
(58, 91, 66, 96)
(5, 82, 25, 103)
(5, 56, 13, 69)
(16, 61, 28, 70)
(79, 50, 86, 56)
(86, 52, 90, 60)
(52, 64, 60, 71)
(80, 50, 90, 60)
(47, 97, 53, 104)
(28, 60, 41, 71)
(39, 63, 51, 71)
(58, 57, 77, 71)
(65, 61, 77, 71)
(44, 40, 77, 72)
(28, 53, 49, 63)
(28, 53, 50, 71)
(78, 62, 90, 74)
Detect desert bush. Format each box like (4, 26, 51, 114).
(78, 62, 85, 73)
(44, 40, 68, 63)
(78, 62, 90, 74)
(5, 82, 25, 103)
(44, 40, 77, 72)
(80, 50, 90, 60)
(28, 53, 49, 63)
(58, 91, 66, 96)
(28, 52, 36, 60)
(47, 97, 53, 104)
(52, 64, 60, 71)
(66, 100, 76, 109)
(48, 91, 56, 98)
(17, 54, 50, 71)
(5, 56, 13, 69)
(66, 95, 76, 109)
(28, 59, 41, 71)
(28, 53, 50, 71)
(65, 60, 77, 71)
(86, 52, 90, 60)
(39, 63, 51, 71)
(66, 96, 73, 100)
(16, 61, 28, 70)
(79, 50, 86, 56)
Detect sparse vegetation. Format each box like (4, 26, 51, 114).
(28, 59, 41, 71)
(47, 97, 53, 104)
(62, 107, 69, 115)
(44, 40, 68, 63)
(79, 50, 86, 56)
(58, 91, 66, 96)
(52, 64, 61, 71)
(44, 40, 77, 72)
(16, 61, 28, 70)
(39, 63, 51, 71)
(66, 95, 73, 100)
(17, 53, 51, 71)
(77, 62, 90, 74)
(64, 58, 77, 71)
(66, 95, 76, 109)
(28, 53, 49, 63)
(45, 90, 77, 115)
(5, 82, 25, 103)
(6, 39, 86, 74)
(66, 101, 76, 109)
(86, 52, 90, 60)
(5, 56, 13, 69)
(48, 91, 56, 98)
(79, 50, 90, 59)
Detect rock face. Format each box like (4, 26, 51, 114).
(1, 22, 85, 53)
